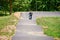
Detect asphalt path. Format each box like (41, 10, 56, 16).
(12, 12, 60, 40)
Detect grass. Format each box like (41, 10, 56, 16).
(0, 30, 15, 36)
(0, 14, 18, 36)
(36, 17, 60, 38)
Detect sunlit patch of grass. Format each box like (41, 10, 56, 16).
(36, 17, 60, 38)
(0, 14, 18, 36)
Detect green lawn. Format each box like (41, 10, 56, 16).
(36, 17, 60, 38)
(0, 14, 18, 36)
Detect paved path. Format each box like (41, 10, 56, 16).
(21, 12, 60, 20)
(12, 12, 60, 40)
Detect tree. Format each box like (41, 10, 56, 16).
(0, 0, 9, 15)
(12, 0, 32, 11)
(0, 0, 15, 15)
(9, 0, 12, 15)
(0, 0, 60, 13)
(30, 0, 60, 11)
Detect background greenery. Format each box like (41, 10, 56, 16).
(0, 0, 60, 12)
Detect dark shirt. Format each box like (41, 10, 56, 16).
(29, 12, 33, 16)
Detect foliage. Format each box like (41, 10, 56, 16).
(31, 0, 60, 11)
(12, 0, 32, 11)
(0, 0, 60, 12)
(0, 0, 9, 11)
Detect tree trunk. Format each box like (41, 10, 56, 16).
(10, 0, 12, 15)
